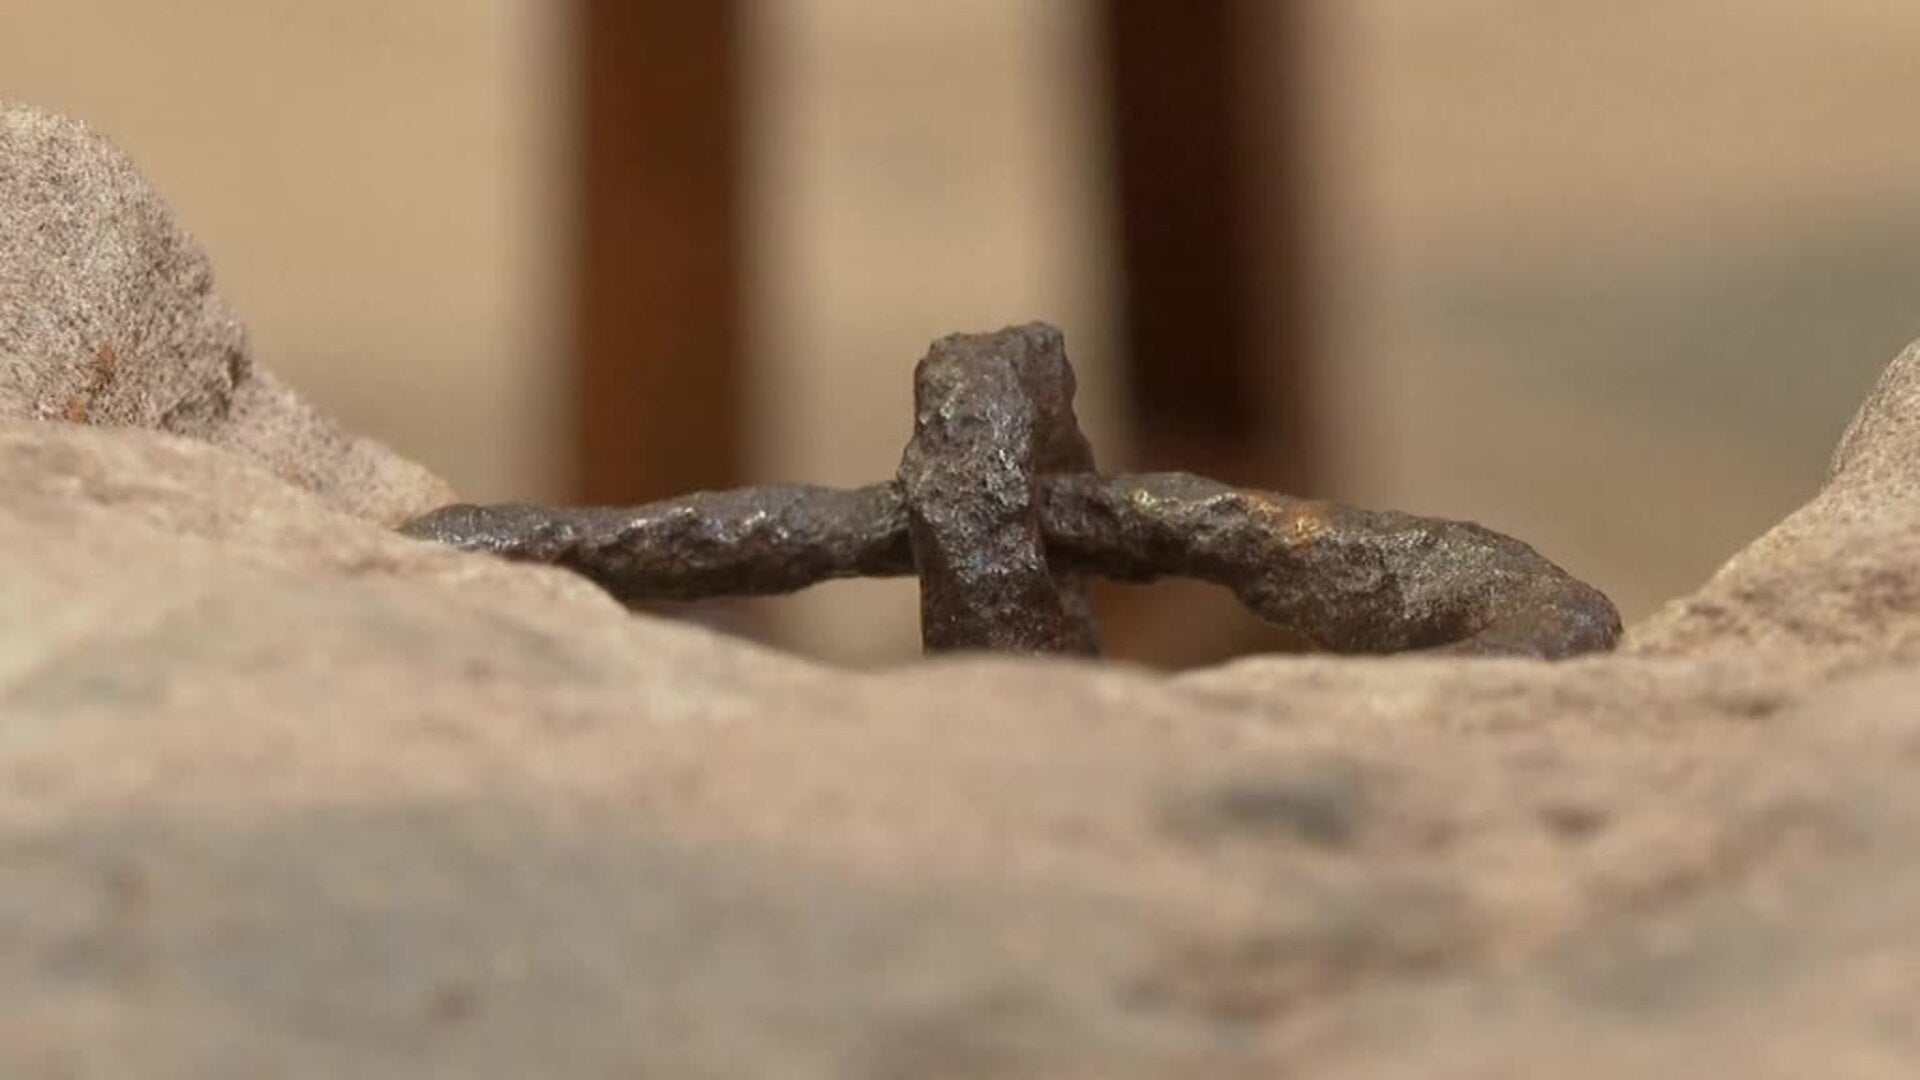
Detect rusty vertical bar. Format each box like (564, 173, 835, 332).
(1097, 0, 1321, 664)
(573, 0, 743, 503)
(1100, 0, 1316, 491)
(1233, 0, 1320, 494)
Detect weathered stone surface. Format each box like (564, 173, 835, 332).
(0, 102, 453, 524)
(8, 102, 1920, 1077)
(0, 344, 1918, 1074)
(1629, 339, 1920, 676)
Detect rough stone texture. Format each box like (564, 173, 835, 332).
(1630, 339, 1920, 673)
(9, 106, 1920, 1078)
(0, 102, 453, 525)
(2, 353, 1919, 1077)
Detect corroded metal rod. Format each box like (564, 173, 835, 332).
(401, 324, 1622, 659)
(898, 324, 1101, 654)
(404, 472, 1619, 659)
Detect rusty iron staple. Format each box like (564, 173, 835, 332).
(401, 324, 1621, 659)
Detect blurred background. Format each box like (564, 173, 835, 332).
(6, 1, 1913, 667)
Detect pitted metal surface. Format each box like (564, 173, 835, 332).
(402, 324, 1621, 659)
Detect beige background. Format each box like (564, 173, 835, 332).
(1313, 1, 1920, 620)
(1, 0, 569, 502)
(6, 1, 1917, 660)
